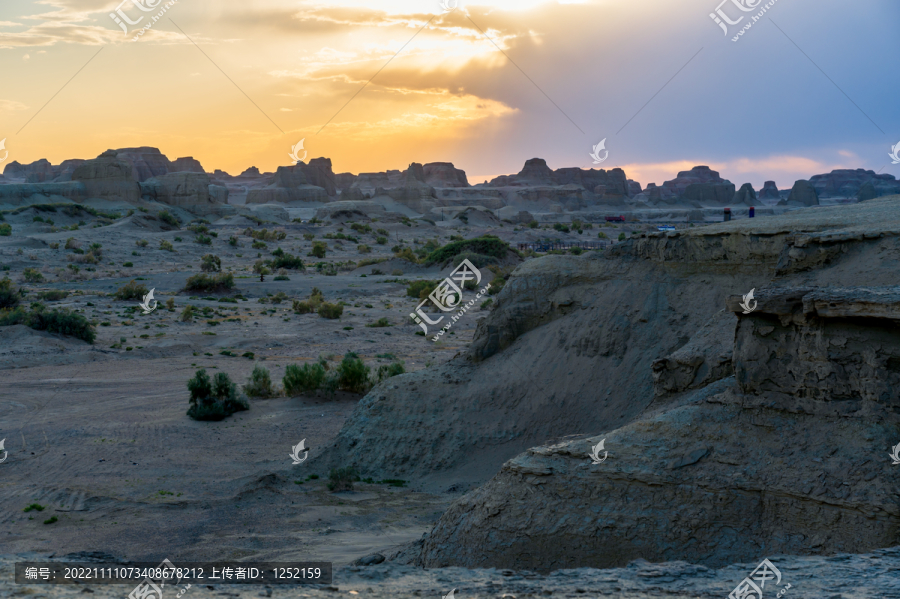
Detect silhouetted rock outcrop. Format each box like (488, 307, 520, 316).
(732, 183, 756, 205)
(759, 180, 780, 199)
(72, 150, 141, 202)
(423, 162, 469, 187)
(787, 179, 819, 206)
(809, 168, 900, 198)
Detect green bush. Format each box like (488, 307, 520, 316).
(252, 240, 267, 250)
(553, 223, 570, 233)
(201, 254, 221, 272)
(0, 306, 95, 343)
(0, 223, 11, 236)
(366, 317, 391, 328)
(114, 279, 148, 301)
(195, 235, 212, 245)
(481, 298, 493, 309)
(183, 273, 235, 293)
(424, 235, 509, 266)
(597, 231, 608, 239)
(38, 290, 69, 301)
(187, 369, 248, 421)
(158, 211, 180, 227)
(292, 288, 324, 314)
(406, 279, 439, 299)
(528, 220, 539, 228)
(357, 244, 371, 254)
(317, 302, 343, 319)
(309, 241, 327, 259)
(618, 232, 626, 241)
(375, 361, 405, 383)
(375, 236, 387, 245)
(303, 233, 315, 241)
(283, 362, 326, 395)
(337, 352, 370, 393)
(0, 278, 19, 309)
(327, 466, 357, 492)
(243, 365, 277, 398)
(349, 223, 372, 233)
(271, 253, 304, 270)
(394, 247, 418, 263)
(22, 268, 44, 283)
(376, 228, 389, 236)
(180, 305, 194, 321)
(451, 251, 498, 269)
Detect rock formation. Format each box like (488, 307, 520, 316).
(245, 164, 329, 204)
(759, 180, 780, 199)
(808, 168, 900, 199)
(661, 165, 730, 197)
(423, 162, 469, 187)
(71, 150, 141, 202)
(787, 179, 819, 206)
(732, 182, 756, 205)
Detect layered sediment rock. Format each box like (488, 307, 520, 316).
(786, 179, 819, 206)
(809, 168, 900, 199)
(246, 164, 329, 204)
(423, 162, 469, 187)
(759, 180, 780, 199)
(72, 150, 141, 202)
(732, 183, 756, 205)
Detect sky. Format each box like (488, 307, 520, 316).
(0, 0, 898, 188)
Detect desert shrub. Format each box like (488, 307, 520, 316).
(481, 298, 493, 309)
(228, 236, 239, 247)
(49, 242, 59, 249)
(23, 268, 44, 283)
(366, 317, 391, 328)
(166, 298, 175, 311)
(292, 288, 324, 313)
(68, 251, 100, 264)
(136, 239, 148, 247)
(394, 247, 418, 263)
(528, 220, 539, 228)
(553, 223, 570, 233)
(0, 224, 11, 236)
(0, 277, 20, 309)
(424, 235, 509, 266)
(180, 305, 194, 321)
(115, 280, 148, 300)
(186, 369, 248, 421)
(309, 241, 327, 259)
(375, 362, 405, 383)
(183, 273, 235, 293)
(317, 302, 343, 319)
(244, 365, 277, 398)
(270, 253, 304, 270)
(570, 247, 583, 255)
(375, 236, 387, 245)
(38, 290, 68, 301)
(597, 231, 608, 239)
(244, 228, 286, 241)
(252, 240, 267, 250)
(158, 211, 180, 227)
(1, 306, 95, 343)
(357, 257, 386, 268)
(618, 232, 626, 241)
(160, 240, 174, 251)
(188, 224, 209, 234)
(65, 237, 80, 250)
(337, 352, 370, 393)
(349, 223, 372, 233)
(327, 466, 357, 492)
(283, 362, 326, 395)
(451, 251, 498, 269)
(274, 275, 289, 281)
(195, 235, 212, 245)
(201, 254, 221, 272)
(123, 261, 134, 267)
(303, 233, 315, 241)
(406, 279, 439, 299)
(271, 248, 284, 257)
(270, 291, 289, 304)
(357, 244, 371, 254)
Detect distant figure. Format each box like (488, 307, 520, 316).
(260, 273, 265, 282)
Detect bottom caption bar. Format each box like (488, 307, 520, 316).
(15, 562, 333, 586)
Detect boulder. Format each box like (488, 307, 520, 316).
(759, 180, 780, 199)
(423, 162, 469, 187)
(787, 179, 819, 206)
(732, 183, 757, 206)
(71, 150, 141, 202)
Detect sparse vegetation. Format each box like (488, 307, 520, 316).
(406, 279, 439, 300)
(195, 235, 212, 245)
(160, 239, 174, 251)
(366, 317, 391, 328)
(38, 290, 69, 301)
(136, 239, 149, 247)
(158, 211, 180, 227)
(309, 241, 327, 258)
(201, 254, 222, 272)
(618, 232, 626, 241)
(23, 268, 44, 283)
(0, 223, 11, 236)
(180, 305, 194, 321)
(317, 302, 343, 319)
(270, 253, 304, 270)
(243, 365, 277, 398)
(186, 369, 248, 421)
(327, 466, 357, 492)
(0, 306, 95, 343)
(244, 228, 286, 241)
(283, 362, 326, 396)
(0, 277, 19, 309)
(303, 233, 315, 241)
(114, 280, 148, 300)
(292, 288, 324, 314)
(424, 235, 510, 266)
(183, 273, 235, 293)
(357, 244, 371, 254)
(375, 361, 405, 383)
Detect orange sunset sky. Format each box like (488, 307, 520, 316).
(1, 0, 898, 188)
